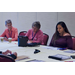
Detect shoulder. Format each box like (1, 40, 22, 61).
(38, 29, 43, 34)
(28, 29, 32, 32)
(12, 27, 18, 30)
(27, 29, 32, 34)
(5, 28, 8, 32)
(12, 27, 18, 32)
(63, 33, 71, 36)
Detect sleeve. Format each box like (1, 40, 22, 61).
(66, 36, 73, 49)
(8, 54, 17, 59)
(0, 30, 6, 37)
(12, 28, 18, 41)
(32, 32, 43, 44)
(25, 30, 32, 39)
(25, 30, 30, 38)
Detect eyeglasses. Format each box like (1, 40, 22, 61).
(6, 23, 12, 27)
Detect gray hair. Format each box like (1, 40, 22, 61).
(5, 20, 12, 25)
(32, 21, 41, 29)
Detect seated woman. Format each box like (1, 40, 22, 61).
(49, 21, 73, 49)
(0, 50, 17, 59)
(26, 21, 43, 44)
(0, 20, 18, 41)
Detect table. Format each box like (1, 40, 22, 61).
(0, 41, 75, 62)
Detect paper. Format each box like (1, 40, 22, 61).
(41, 46, 58, 50)
(64, 50, 75, 53)
(53, 54, 71, 60)
(26, 59, 45, 62)
(15, 55, 29, 61)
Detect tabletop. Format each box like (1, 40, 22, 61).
(0, 41, 75, 62)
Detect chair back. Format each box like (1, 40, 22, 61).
(72, 36, 75, 50)
(43, 33, 49, 45)
(19, 31, 27, 36)
(0, 54, 15, 62)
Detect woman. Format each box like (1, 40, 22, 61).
(49, 21, 73, 49)
(0, 20, 18, 41)
(26, 21, 43, 44)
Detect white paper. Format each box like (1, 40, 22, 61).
(54, 54, 71, 60)
(27, 59, 45, 62)
(41, 46, 58, 50)
(64, 50, 75, 53)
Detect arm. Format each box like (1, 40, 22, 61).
(12, 28, 18, 41)
(0, 50, 17, 59)
(32, 33, 43, 44)
(66, 36, 73, 49)
(25, 30, 30, 38)
(0, 30, 6, 37)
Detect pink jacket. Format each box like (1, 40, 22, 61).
(26, 29, 44, 44)
(0, 27, 18, 41)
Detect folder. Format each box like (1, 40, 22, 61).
(48, 54, 71, 60)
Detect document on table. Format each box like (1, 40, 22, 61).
(64, 50, 75, 53)
(26, 59, 45, 62)
(41, 46, 58, 50)
(15, 55, 30, 61)
(49, 54, 71, 60)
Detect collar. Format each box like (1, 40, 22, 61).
(8, 26, 14, 32)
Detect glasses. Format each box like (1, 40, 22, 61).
(6, 24, 12, 27)
(7, 25, 12, 27)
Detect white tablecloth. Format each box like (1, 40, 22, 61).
(0, 41, 75, 62)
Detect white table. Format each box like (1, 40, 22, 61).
(0, 41, 75, 62)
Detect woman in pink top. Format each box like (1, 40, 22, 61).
(26, 21, 43, 44)
(0, 20, 18, 41)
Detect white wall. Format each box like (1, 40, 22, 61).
(0, 13, 4, 34)
(3, 12, 18, 30)
(37, 12, 57, 45)
(58, 12, 75, 36)
(18, 12, 37, 32)
(0, 12, 75, 45)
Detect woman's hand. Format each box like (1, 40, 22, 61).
(4, 37, 8, 41)
(2, 50, 12, 55)
(27, 40, 33, 44)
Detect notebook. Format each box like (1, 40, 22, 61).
(48, 54, 71, 60)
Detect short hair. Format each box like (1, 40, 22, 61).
(5, 20, 12, 25)
(32, 21, 41, 29)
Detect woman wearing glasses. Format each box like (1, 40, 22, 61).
(0, 19, 18, 41)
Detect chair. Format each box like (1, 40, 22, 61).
(0, 54, 15, 62)
(72, 36, 75, 50)
(43, 33, 49, 45)
(19, 31, 27, 36)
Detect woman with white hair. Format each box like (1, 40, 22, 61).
(0, 19, 18, 41)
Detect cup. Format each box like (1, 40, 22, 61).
(8, 38, 12, 43)
(0, 37, 4, 42)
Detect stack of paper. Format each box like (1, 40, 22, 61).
(64, 50, 75, 53)
(41, 46, 58, 50)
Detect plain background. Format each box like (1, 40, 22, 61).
(0, 12, 75, 45)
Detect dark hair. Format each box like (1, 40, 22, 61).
(52, 21, 70, 44)
(32, 21, 41, 29)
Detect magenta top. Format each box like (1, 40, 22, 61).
(49, 36, 73, 49)
(26, 29, 44, 44)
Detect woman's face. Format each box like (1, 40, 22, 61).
(6, 23, 12, 30)
(57, 25, 65, 34)
(32, 26, 39, 33)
